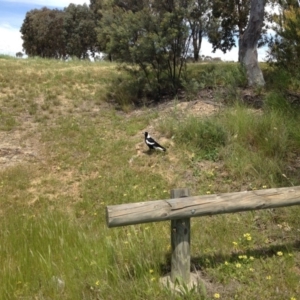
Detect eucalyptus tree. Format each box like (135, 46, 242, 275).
(185, 0, 211, 61)
(98, 0, 190, 98)
(208, 0, 250, 58)
(208, 0, 266, 86)
(267, 0, 300, 72)
(239, 0, 266, 86)
(20, 7, 66, 58)
(64, 4, 98, 59)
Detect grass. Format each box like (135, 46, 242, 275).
(0, 57, 300, 299)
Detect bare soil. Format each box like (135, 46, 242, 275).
(0, 113, 42, 170)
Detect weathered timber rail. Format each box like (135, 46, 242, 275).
(106, 186, 300, 285)
(107, 186, 300, 228)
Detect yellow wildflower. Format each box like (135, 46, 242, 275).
(214, 293, 220, 299)
(243, 233, 252, 241)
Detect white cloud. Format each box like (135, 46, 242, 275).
(201, 38, 239, 62)
(0, 24, 23, 56)
(200, 38, 267, 62)
(7, 0, 88, 7)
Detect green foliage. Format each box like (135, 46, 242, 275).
(183, 62, 247, 102)
(105, 72, 145, 110)
(267, 5, 300, 73)
(98, 2, 190, 100)
(20, 5, 97, 59)
(183, 0, 211, 62)
(21, 8, 66, 58)
(64, 4, 98, 59)
(208, 0, 250, 54)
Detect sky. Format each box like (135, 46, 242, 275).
(0, 0, 268, 61)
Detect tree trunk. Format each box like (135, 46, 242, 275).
(193, 36, 200, 62)
(193, 37, 199, 62)
(192, 28, 202, 62)
(239, 0, 265, 87)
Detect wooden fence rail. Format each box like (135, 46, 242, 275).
(106, 186, 300, 285)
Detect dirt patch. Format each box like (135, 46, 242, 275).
(133, 97, 221, 141)
(0, 114, 42, 170)
(172, 99, 221, 116)
(133, 97, 220, 149)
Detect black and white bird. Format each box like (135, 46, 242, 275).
(144, 132, 166, 152)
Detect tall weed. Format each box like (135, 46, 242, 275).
(160, 115, 227, 161)
(219, 105, 297, 186)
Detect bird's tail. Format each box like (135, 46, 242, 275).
(157, 146, 166, 152)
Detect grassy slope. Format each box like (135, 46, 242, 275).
(0, 56, 300, 299)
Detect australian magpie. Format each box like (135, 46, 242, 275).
(144, 132, 166, 151)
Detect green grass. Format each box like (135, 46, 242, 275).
(159, 102, 300, 191)
(159, 114, 227, 161)
(0, 110, 18, 131)
(0, 57, 300, 299)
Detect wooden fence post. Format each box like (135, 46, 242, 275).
(170, 188, 191, 284)
(106, 186, 300, 290)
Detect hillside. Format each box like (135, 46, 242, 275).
(0, 56, 300, 299)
